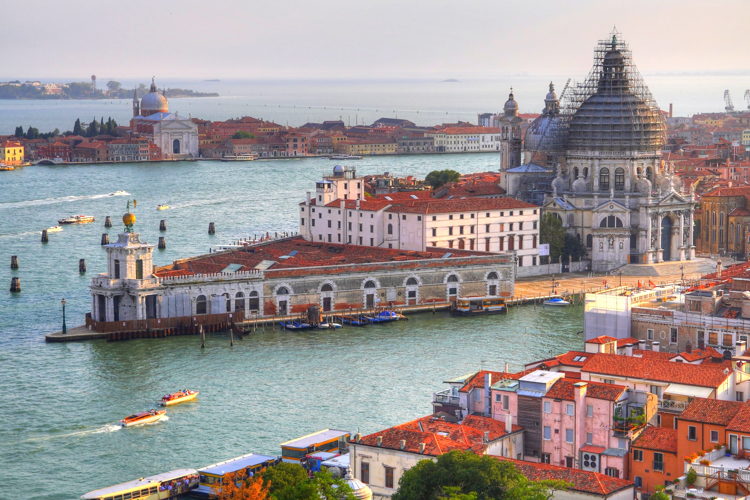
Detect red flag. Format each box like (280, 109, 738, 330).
(649, 280, 655, 288)
(637, 280, 642, 288)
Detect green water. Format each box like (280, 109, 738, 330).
(0, 155, 584, 499)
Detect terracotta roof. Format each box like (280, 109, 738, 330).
(703, 186, 750, 198)
(355, 414, 517, 456)
(586, 336, 618, 344)
(459, 370, 528, 393)
(678, 347, 723, 362)
(544, 379, 626, 402)
(632, 426, 678, 453)
(581, 353, 730, 388)
(727, 403, 750, 433)
(323, 198, 393, 211)
(616, 337, 640, 347)
(531, 351, 591, 369)
(680, 398, 744, 426)
(495, 457, 634, 496)
(729, 207, 750, 217)
(386, 197, 538, 214)
(430, 126, 500, 135)
(632, 349, 678, 361)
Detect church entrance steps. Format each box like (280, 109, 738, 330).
(608, 258, 716, 277)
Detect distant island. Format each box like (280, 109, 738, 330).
(0, 79, 219, 100)
(441, 78, 460, 83)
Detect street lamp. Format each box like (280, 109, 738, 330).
(61, 298, 67, 334)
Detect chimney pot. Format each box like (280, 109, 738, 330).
(419, 442, 426, 454)
(376, 436, 383, 447)
(652, 341, 660, 352)
(399, 439, 406, 450)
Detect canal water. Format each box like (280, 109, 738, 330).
(0, 155, 583, 499)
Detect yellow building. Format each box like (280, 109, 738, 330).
(1, 140, 25, 165)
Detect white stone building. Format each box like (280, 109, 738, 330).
(427, 126, 502, 153)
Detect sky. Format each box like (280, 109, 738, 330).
(2, 0, 748, 81)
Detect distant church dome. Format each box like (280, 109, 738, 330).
(524, 82, 563, 152)
(140, 78, 168, 116)
(566, 35, 665, 153)
(503, 89, 519, 116)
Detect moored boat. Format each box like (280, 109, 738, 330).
(120, 409, 167, 427)
(280, 320, 315, 330)
(318, 322, 343, 329)
(451, 296, 507, 316)
(328, 154, 363, 160)
(366, 310, 406, 323)
(543, 297, 571, 307)
(81, 468, 199, 500)
(221, 153, 258, 161)
(46, 226, 63, 233)
(156, 204, 170, 210)
(0, 164, 15, 171)
(161, 389, 199, 406)
(339, 315, 370, 326)
(58, 215, 95, 224)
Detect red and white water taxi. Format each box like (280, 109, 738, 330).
(120, 409, 167, 427)
(161, 389, 199, 407)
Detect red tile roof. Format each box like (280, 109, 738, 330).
(632, 349, 678, 361)
(495, 457, 634, 496)
(581, 353, 730, 388)
(616, 337, 640, 347)
(680, 398, 744, 426)
(355, 414, 518, 456)
(431, 126, 500, 135)
(460, 370, 529, 393)
(387, 197, 538, 214)
(678, 347, 723, 362)
(323, 198, 393, 211)
(530, 351, 591, 369)
(633, 426, 678, 453)
(586, 336, 618, 344)
(544, 379, 626, 402)
(727, 403, 750, 433)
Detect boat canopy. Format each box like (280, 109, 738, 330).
(280, 429, 350, 450)
(82, 469, 197, 498)
(199, 453, 276, 476)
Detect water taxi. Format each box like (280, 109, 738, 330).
(156, 204, 170, 210)
(120, 409, 167, 427)
(221, 153, 258, 161)
(161, 389, 199, 406)
(46, 226, 63, 233)
(366, 310, 406, 323)
(58, 215, 95, 224)
(193, 453, 277, 498)
(543, 297, 571, 307)
(328, 154, 363, 160)
(0, 164, 14, 171)
(81, 468, 199, 500)
(451, 297, 507, 316)
(280, 428, 350, 463)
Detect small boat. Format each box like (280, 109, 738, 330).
(120, 409, 167, 427)
(339, 315, 370, 326)
(81, 468, 199, 500)
(108, 190, 128, 196)
(451, 297, 507, 316)
(221, 154, 258, 161)
(367, 310, 405, 323)
(58, 215, 95, 224)
(543, 297, 571, 307)
(46, 226, 63, 233)
(280, 320, 315, 331)
(156, 204, 170, 210)
(328, 154, 363, 160)
(0, 164, 14, 171)
(161, 389, 199, 406)
(318, 322, 343, 329)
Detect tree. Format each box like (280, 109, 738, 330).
(73, 118, 83, 136)
(562, 233, 586, 260)
(232, 131, 255, 139)
(14, 126, 24, 137)
(259, 463, 356, 500)
(216, 470, 271, 500)
(425, 169, 461, 188)
(106, 80, 122, 92)
(392, 450, 568, 500)
(25, 127, 39, 139)
(539, 213, 565, 260)
(650, 486, 671, 500)
(686, 467, 697, 486)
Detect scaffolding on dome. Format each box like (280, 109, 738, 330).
(556, 30, 667, 153)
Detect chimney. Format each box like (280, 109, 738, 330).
(637, 340, 646, 351)
(669, 103, 673, 118)
(340, 199, 345, 210)
(483, 431, 490, 444)
(399, 439, 406, 450)
(685, 342, 693, 354)
(737, 340, 747, 356)
(419, 442, 426, 454)
(355, 433, 362, 443)
(652, 341, 660, 352)
(356, 199, 361, 210)
(505, 413, 513, 434)
(376, 436, 383, 447)
(504, 362, 510, 373)
(306, 191, 311, 204)
(484, 372, 492, 416)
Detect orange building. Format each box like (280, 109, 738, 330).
(630, 426, 678, 494)
(677, 398, 742, 460)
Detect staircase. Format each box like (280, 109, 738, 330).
(615, 258, 717, 277)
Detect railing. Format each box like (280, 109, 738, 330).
(659, 399, 690, 412)
(85, 311, 244, 333)
(433, 389, 460, 406)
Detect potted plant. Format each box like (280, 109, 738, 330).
(687, 467, 697, 487)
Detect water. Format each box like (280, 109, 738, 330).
(0, 155, 584, 499)
(0, 75, 746, 135)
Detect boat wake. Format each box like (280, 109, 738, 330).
(22, 423, 121, 443)
(0, 191, 130, 209)
(0, 230, 42, 240)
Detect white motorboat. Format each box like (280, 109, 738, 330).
(543, 297, 571, 307)
(328, 155, 363, 160)
(46, 226, 63, 233)
(318, 322, 343, 329)
(156, 204, 170, 210)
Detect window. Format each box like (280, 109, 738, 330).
(586, 432, 593, 444)
(543, 401, 551, 413)
(599, 167, 610, 190)
(113, 259, 120, 279)
(653, 452, 664, 472)
(634, 476, 642, 488)
(543, 426, 551, 440)
(737, 391, 745, 402)
(647, 328, 654, 340)
(360, 462, 369, 484)
(688, 426, 697, 441)
(541, 453, 551, 464)
(724, 333, 734, 347)
(565, 429, 574, 443)
(711, 430, 719, 443)
(235, 292, 245, 312)
(196, 295, 207, 315)
(248, 291, 259, 312)
(135, 259, 143, 279)
(605, 467, 620, 478)
(743, 436, 750, 450)
(633, 449, 643, 461)
(586, 404, 593, 417)
(502, 395, 509, 410)
(431, 228, 436, 237)
(650, 385, 663, 398)
(566, 404, 574, 416)
(670, 327, 678, 344)
(614, 167, 625, 190)
(384, 466, 394, 489)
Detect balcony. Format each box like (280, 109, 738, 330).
(432, 389, 459, 407)
(658, 399, 690, 412)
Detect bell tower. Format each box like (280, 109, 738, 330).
(132, 89, 140, 117)
(499, 89, 522, 171)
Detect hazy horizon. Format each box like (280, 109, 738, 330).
(2, 0, 748, 81)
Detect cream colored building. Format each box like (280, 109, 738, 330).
(427, 126, 502, 153)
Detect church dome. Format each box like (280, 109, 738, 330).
(572, 176, 587, 193)
(140, 79, 168, 116)
(552, 174, 567, 194)
(503, 90, 518, 116)
(566, 35, 665, 153)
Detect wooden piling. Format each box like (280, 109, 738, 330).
(10, 277, 20, 293)
(10, 255, 18, 270)
(101, 233, 110, 245)
(208, 222, 215, 235)
(158, 237, 166, 249)
(104, 216, 112, 228)
(159, 219, 167, 232)
(79, 259, 86, 274)
(41, 229, 48, 243)
(200, 324, 205, 349)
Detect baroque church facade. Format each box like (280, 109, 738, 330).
(130, 79, 199, 160)
(500, 34, 696, 272)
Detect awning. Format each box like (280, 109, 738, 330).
(665, 383, 714, 398)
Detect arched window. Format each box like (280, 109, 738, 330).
(583, 167, 589, 179)
(321, 283, 333, 292)
(573, 167, 579, 179)
(364, 280, 377, 289)
(446, 274, 459, 296)
(113, 259, 120, 279)
(646, 167, 653, 182)
(614, 168, 625, 190)
(599, 168, 610, 190)
(277, 286, 289, 295)
(447, 274, 459, 283)
(387, 224, 393, 235)
(248, 291, 259, 312)
(235, 292, 245, 312)
(487, 272, 499, 280)
(406, 277, 418, 286)
(567, 214, 575, 227)
(173, 139, 181, 154)
(600, 215, 624, 228)
(586, 234, 593, 248)
(196, 295, 207, 315)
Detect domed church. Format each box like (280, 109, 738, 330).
(521, 33, 695, 271)
(131, 78, 198, 160)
